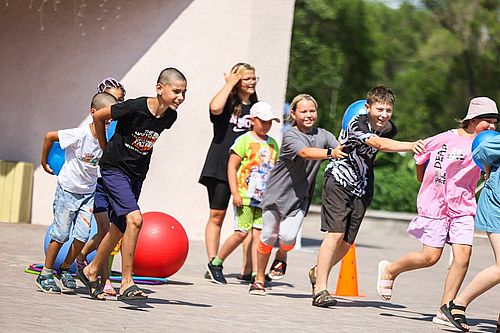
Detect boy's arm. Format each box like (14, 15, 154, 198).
(41, 130, 59, 175)
(227, 152, 243, 207)
(364, 136, 425, 154)
(93, 107, 113, 150)
(297, 145, 346, 160)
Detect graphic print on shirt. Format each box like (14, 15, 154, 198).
(432, 144, 466, 185)
(230, 113, 252, 133)
(238, 143, 277, 207)
(79, 152, 100, 167)
(125, 129, 160, 155)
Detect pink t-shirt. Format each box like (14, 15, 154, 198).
(415, 130, 480, 218)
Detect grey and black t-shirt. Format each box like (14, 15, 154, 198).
(324, 114, 397, 197)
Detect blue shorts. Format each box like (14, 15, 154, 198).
(93, 177, 108, 213)
(101, 169, 143, 233)
(49, 183, 94, 243)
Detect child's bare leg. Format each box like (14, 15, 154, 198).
(314, 232, 345, 293)
(454, 233, 500, 307)
(241, 231, 253, 275)
(78, 212, 109, 262)
(205, 208, 226, 260)
(44, 240, 64, 270)
(62, 239, 86, 267)
(84, 224, 122, 281)
(119, 210, 143, 293)
(440, 243, 471, 306)
(251, 229, 261, 274)
(217, 231, 248, 261)
(382, 245, 442, 281)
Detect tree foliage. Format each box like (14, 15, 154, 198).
(287, 0, 499, 212)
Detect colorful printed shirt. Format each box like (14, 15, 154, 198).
(230, 132, 280, 207)
(415, 129, 480, 218)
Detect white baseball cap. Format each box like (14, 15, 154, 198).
(462, 97, 498, 121)
(250, 101, 280, 122)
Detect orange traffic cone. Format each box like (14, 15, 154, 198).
(335, 244, 361, 296)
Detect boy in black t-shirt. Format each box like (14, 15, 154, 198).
(309, 86, 425, 307)
(78, 68, 187, 301)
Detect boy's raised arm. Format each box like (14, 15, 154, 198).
(93, 107, 112, 150)
(365, 136, 425, 154)
(41, 130, 59, 175)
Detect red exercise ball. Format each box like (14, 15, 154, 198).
(133, 211, 189, 278)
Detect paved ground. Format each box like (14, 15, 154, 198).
(0, 215, 498, 333)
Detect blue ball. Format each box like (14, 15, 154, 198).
(106, 121, 117, 141)
(48, 142, 65, 175)
(342, 99, 367, 130)
(43, 217, 98, 273)
(472, 130, 500, 172)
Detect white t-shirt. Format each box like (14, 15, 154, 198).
(58, 125, 102, 194)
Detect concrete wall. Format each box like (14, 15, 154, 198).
(0, 0, 295, 240)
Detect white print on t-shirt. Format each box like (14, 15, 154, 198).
(447, 147, 465, 161)
(230, 114, 252, 133)
(125, 129, 160, 155)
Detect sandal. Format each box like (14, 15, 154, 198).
(117, 285, 148, 301)
(76, 269, 105, 301)
(268, 259, 287, 280)
(312, 289, 337, 307)
(249, 281, 266, 296)
(377, 260, 394, 301)
(440, 300, 469, 332)
(308, 266, 317, 296)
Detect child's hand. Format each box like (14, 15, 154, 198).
(41, 161, 54, 175)
(224, 66, 245, 86)
(232, 193, 243, 208)
(411, 139, 425, 154)
(332, 145, 347, 159)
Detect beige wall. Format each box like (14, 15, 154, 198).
(0, 0, 295, 240)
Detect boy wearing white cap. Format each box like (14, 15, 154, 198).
(377, 96, 498, 327)
(206, 101, 280, 285)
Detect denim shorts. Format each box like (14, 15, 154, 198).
(49, 183, 94, 243)
(101, 169, 143, 233)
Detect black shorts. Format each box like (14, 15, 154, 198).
(320, 176, 372, 244)
(202, 177, 231, 210)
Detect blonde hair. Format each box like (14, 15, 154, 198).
(288, 94, 318, 126)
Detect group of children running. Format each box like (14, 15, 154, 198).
(37, 63, 499, 332)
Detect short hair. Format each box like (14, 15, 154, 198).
(290, 94, 318, 111)
(91, 92, 117, 109)
(157, 67, 187, 85)
(367, 86, 395, 106)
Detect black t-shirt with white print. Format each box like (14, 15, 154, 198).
(324, 114, 397, 197)
(99, 97, 177, 181)
(199, 102, 252, 183)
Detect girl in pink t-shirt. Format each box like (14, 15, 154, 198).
(376, 97, 498, 327)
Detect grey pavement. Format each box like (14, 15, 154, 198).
(0, 214, 498, 333)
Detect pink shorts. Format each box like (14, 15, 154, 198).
(407, 215, 474, 247)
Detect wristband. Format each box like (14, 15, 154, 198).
(326, 147, 333, 158)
